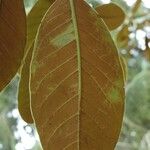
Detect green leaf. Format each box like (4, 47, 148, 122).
(131, 0, 142, 15)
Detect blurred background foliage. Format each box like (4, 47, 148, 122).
(0, 0, 150, 149)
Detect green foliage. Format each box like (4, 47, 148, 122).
(126, 68, 150, 129)
(0, 117, 15, 150)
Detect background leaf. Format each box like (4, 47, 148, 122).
(18, 0, 55, 123)
(131, 0, 142, 15)
(25, 0, 55, 52)
(30, 0, 125, 149)
(0, 116, 16, 150)
(95, 3, 125, 30)
(0, 0, 26, 91)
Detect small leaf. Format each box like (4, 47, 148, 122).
(117, 24, 130, 48)
(18, 0, 55, 123)
(95, 3, 125, 30)
(144, 36, 150, 61)
(0, 0, 26, 91)
(131, 0, 142, 15)
(30, 0, 125, 149)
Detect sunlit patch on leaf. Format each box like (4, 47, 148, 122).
(51, 23, 75, 48)
(107, 87, 120, 103)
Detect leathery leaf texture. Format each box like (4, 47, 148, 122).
(18, 0, 55, 124)
(0, 0, 26, 91)
(95, 3, 125, 31)
(25, 0, 55, 52)
(30, 0, 125, 149)
(18, 44, 34, 123)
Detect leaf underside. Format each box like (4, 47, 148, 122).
(95, 3, 125, 30)
(0, 0, 26, 91)
(30, 0, 125, 149)
(18, 44, 34, 123)
(18, 0, 55, 124)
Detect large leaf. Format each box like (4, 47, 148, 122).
(0, 0, 26, 91)
(95, 3, 125, 30)
(30, 0, 125, 149)
(18, 0, 55, 123)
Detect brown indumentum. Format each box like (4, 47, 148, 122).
(0, 0, 125, 149)
(0, 0, 26, 91)
(18, 0, 55, 124)
(30, 0, 125, 149)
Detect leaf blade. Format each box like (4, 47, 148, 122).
(0, 0, 26, 91)
(26, 0, 55, 51)
(30, 0, 125, 149)
(18, 0, 55, 123)
(95, 3, 125, 30)
(18, 44, 34, 123)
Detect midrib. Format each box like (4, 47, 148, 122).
(69, 0, 81, 149)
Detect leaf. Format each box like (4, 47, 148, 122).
(131, 0, 142, 15)
(18, 0, 55, 123)
(126, 70, 150, 129)
(18, 44, 34, 123)
(30, 0, 125, 149)
(0, 0, 26, 91)
(26, 0, 55, 51)
(117, 24, 130, 48)
(95, 3, 125, 30)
